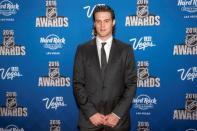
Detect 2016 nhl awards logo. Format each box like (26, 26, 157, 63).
(0, 124, 24, 131)
(130, 36, 156, 51)
(0, 30, 26, 56)
(0, 0, 19, 22)
(137, 61, 160, 87)
(173, 93, 197, 120)
(137, 121, 150, 131)
(50, 120, 61, 131)
(125, 0, 160, 26)
(40, 34, 65, 55)
(173, 27, 197, 55)
(36, 0, 68, 27)
(0, 92, 28, 117)
(38, 61, 70, 87)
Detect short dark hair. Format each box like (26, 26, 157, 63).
(92, 5, 116, 36)
(93, 5, 115, 22)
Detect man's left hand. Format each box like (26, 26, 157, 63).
(104, 113, 119, 128)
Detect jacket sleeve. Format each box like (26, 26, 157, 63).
(73, 45, 97, 120)
(112, 45, 137, 118)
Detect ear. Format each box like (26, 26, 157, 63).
(113, 20, 115, 26)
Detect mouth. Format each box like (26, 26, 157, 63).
(100, 29, 106, 32)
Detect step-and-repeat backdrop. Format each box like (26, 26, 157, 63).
(0, 0, 196, 130)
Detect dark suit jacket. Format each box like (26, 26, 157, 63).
(73, 38, 137, 129)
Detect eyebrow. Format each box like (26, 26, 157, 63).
(95, 18, 111, 21)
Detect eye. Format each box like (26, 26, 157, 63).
(105, 19, 110, 22)
(95, 20, 101, 24)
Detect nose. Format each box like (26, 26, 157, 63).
(101, 21, 105, 28)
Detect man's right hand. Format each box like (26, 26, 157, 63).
(89, 113, 105, 126)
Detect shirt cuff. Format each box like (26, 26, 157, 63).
(112, 112, 121, 119)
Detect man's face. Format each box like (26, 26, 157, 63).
(94, 11, 115, 41)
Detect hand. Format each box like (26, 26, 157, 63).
(89, 113, 105, 126)
(104, 113, 119, 128)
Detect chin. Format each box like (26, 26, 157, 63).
(99, 33, 108, 37)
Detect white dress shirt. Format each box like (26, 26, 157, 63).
(96, 36, 113, 67)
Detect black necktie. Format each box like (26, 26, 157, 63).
(101, 42, 107, 70)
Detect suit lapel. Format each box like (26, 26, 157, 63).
(106, 39, 119, 70)
(90, 39, 102, 77)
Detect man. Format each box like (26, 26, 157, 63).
(73, 5, 137, 131)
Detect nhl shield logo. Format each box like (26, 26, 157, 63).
(138, 127, 149, 131)
(138, 67, 149, 80)
(185, 98, 197, 113)
(46, 7, 57, 19)
(49, 67, 60, 79)
(50, 125, 60, 131)
(6, 96, 17, 109)
(185, 34, 197, 47)
(3, 36, 14, 48)
(137, 5, 149, 18)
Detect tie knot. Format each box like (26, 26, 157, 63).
(101, 42, 106, 47)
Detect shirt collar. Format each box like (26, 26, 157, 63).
(96, 36, 113, 48)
